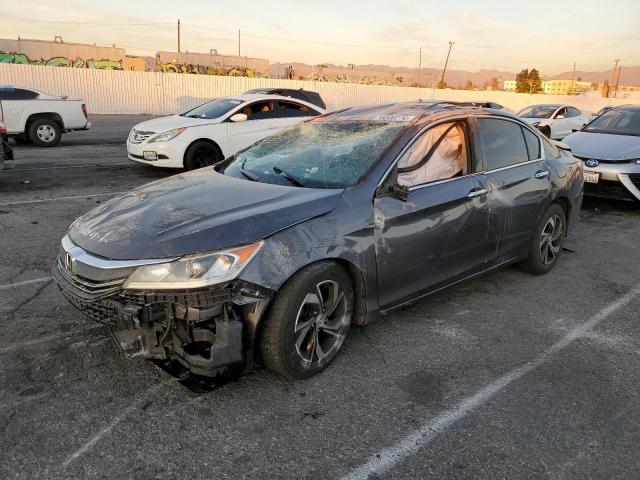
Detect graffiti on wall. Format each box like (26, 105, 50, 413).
(159, 62, 263, 77)
(0, 52, 123, 70)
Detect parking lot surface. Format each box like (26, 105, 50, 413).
(1, 115, 639, 480)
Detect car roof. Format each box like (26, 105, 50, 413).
(221, 93, 324, 110)
(315, 101, 521, 126)
(617, 104, 640, 111)
(523, 103, 563, 108)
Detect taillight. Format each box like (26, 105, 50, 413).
(81, 103, 88, 119)
(0, 121, 6, 135)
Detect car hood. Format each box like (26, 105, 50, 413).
(563, 131, 640, 161)
(69, 169, 344, 259)
(132, 114, 220, 133)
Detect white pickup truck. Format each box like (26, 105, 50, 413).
(0, 86, 91, 147)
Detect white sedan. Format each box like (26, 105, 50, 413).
(127, 94, 325, 169)
(517, 104, 591, 140)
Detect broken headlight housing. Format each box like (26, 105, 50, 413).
(123, 242, 263, 290)
(147, 128, 186, 143)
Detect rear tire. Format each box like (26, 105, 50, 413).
(519, 203, 566, 275)
(259, 262, 354, 379)
(28, 118, 61, 147)
(183, 141, 221, 170)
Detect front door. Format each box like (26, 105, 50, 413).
(374, 120, 495, 309)
(226, 100, 280, 153)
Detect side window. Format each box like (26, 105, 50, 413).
(555, 107, 567, 118)
(476, 118, 529, 170)
(521, 127, 541, 160)
(397, 122, 468, 187)
(4, 89, 38, 100)
(565, 107, 581, 118)
(239, 101, 276, 121)
(276, 101, 318, 118)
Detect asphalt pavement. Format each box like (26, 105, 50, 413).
(1, 115, 639, 480)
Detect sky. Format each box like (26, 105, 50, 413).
(1, 0, 639, 75)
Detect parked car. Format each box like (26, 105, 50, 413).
(517, 104, 591, 139)
(54, 102, 583, 380)
(127, 94, 325, 170)
(564, 104, 640, 201)
(1, 121, 13, 166)
(591, 105, 629, 118)
(244, 88, 326, 110)
(0, 85, 90, 147)
(448, 100, 512, 112)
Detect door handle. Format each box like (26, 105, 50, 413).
(467, 188, 488, 198)
(534, 170, 550, 179)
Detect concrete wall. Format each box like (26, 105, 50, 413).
(156, 51, 269, 76)
(0, 63, 633, 115)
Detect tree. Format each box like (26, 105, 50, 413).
(437, 80, 448, 89)
(464, 80, 474, 90)
(515, 68, 543, 93)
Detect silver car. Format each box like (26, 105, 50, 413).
(564, 105, 640, 202)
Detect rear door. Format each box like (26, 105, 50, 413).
(565, 106, 588, 133)
(475, 116, 553, 262)
(226, 100, 280, 153)
(374, 118, 495, 308)
(0, 88, 38, 133)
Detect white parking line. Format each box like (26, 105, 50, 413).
(0, 192, 125, 207)
(5, 163, 132, 172)
(62, 378, 179, 467)
(0, 276, 52, 291)
(342, 284, 640, 480)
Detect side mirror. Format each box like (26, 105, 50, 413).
(551, 140, 572, 152)
(230, 113, 248, 123)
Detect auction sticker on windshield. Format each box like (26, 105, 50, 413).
(584, 171, 600, 184)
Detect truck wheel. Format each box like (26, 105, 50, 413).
(28, 118, 61, 147)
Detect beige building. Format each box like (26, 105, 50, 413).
(542, 79, 592, 95)
(503, 80, 516, 91)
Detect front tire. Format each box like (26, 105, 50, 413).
(259, 262, 354, 379)
(519, 203, 566, 275)
(183, 141, 220, 170)
(28, 118, 61, 147)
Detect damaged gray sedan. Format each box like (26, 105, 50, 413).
(53, 102, 583, 380)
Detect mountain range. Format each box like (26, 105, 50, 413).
(270, 63, 640, 88)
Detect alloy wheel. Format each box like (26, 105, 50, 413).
(37, 124, 56, 143)
(293, 280, 349, 364)
(539, 214, 564, 265)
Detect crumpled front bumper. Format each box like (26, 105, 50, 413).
(52, 256, 271, 377)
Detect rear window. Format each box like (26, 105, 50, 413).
(522, 127, 541, 160)
(477, 118, 529, 170)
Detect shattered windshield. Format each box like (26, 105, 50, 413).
(583, 109, 640, 136)
(224, 120, 408, 188)
(517, 105, 558, 119)
(181, 98, 244, 119)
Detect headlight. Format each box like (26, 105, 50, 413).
(147, 128, 186, 143)
(123, 242, 263, 290)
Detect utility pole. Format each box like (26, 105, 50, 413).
(417, 48, 422, 87)
(238, 29, 241, 57)
(610, 58, 620, 98)
(177, 19, 181, 53)
(439, 41, 454, 88)
(569, 61, 576, 95)
(614, 64, 622, 98)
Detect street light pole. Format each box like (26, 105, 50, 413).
(439, 41, 454, 88)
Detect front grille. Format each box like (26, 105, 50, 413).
(59, 288, 124, 326)
(584, 179, 635, 201)
(128, 129, 154, 144)
(56, 257, 126, 298)
(629, 173, 640, 190)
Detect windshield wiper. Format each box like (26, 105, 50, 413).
(240, 167, 259, 182)
(272, 166, 305, 187)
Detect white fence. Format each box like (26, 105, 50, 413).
(0, 63, 633, 115)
